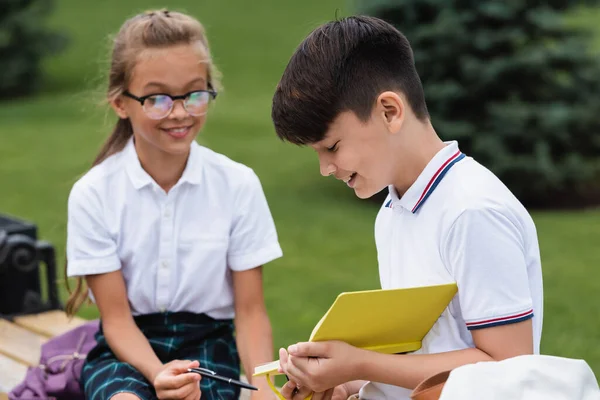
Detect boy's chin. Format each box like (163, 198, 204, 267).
(353, 181, 388, 200)
(354, 186, 378, 200)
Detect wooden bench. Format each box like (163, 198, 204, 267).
(0, 310, 87, 398)
(0, 311, 256, 400)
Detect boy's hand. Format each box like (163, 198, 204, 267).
(329, 382, 354, 400)
(278, 341, 360, 393)
(153, 359, 202, 400)
(280, 381, 351, 400)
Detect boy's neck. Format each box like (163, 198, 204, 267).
(134, 140, 189, 193)
(392, 120, 445, 198)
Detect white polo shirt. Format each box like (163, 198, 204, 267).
(67, 138, 283, 319)
(359, 141, 543, 400)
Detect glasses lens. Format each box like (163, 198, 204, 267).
(184, 91, 210, 116)
(143, 95, 173, 119)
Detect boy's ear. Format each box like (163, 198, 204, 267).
(377, 91, 405, 133)
(110, 95, 128, 119)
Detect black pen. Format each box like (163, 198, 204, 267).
(187, 367, 258, 391)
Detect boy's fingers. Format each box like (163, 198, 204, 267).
(284, 360, 310, 386)
(313, 388, 334, 400)
(288, 342, 330, 358)
(281, 381, 297, 399)
(279, 347, 289, 362)
(288, 354, 313, 376)
(293, 386, 314, 400)
(324, 388, 335, 400)
(282, 380, 313, 400)
(278, 347, 289, 372)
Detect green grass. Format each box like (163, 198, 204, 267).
(1, 0, 599, 383)
(532, 211, 600, 369)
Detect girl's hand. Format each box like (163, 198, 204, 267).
(153, 360, 202, 400)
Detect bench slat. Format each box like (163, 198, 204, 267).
(0, 353, 28, 394)
(13, 310, 87, 338)
(0, 319, 46, 366)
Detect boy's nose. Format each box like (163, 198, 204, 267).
(319, 159, 336, 177)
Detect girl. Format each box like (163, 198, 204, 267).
(65, 9, 282, 400)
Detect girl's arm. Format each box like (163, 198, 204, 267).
(86, 271, 200, 399)
(232, 266, 274, 399)
(86, 271, 163, 381)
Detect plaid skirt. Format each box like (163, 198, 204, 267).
(81, 312, 240, 400)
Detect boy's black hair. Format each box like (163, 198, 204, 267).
(272, 15, 429, 145)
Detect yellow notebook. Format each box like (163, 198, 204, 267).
(253, 282, 458, 399)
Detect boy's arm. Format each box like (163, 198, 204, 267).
(282, 206, 538, 393)
(232, 267, 275, 399)
(282, 318, 532, 392)
(360, 318, 533, 389)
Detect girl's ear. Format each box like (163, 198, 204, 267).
(110, 95, 128, 119)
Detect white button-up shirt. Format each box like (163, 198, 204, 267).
(67, 138, 282, 319)
(360, 141, 543, 400)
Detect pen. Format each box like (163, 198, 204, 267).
(187, 367, 259, 391)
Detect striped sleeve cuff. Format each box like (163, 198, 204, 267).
(466, 309, 534, 330)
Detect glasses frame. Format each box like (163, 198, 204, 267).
(122, 88, 218, 119)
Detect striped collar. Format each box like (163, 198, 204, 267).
(386, 141, 466, 213)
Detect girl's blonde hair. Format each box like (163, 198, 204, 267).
(65, 9, 220, 316)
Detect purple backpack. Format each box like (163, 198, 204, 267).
(9, 320, 99, 400)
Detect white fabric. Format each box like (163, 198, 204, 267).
(359, 141, 543, 400)
(440, 355, 600, 399)
(67, 138, 282, 318)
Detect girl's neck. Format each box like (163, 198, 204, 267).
(134, 138, 189, 193)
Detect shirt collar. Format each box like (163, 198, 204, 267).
(179, 141, 203, 185)
(387, 141, 466, 213)
(125, 137, 203, 190)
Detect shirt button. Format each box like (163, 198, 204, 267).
(161, 261, 169, 269)
(159, 307, 166, 313)
(164, 209, 171, 218)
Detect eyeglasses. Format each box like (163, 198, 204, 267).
(122, 89, 217, 120)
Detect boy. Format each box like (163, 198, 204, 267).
(271, 16, 543, 400)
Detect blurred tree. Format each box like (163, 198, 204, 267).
(0, 0, 68, 98)
(359, 0, 600, 208)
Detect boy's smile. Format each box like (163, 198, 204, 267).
(310, 92, 444, 201)
(339, 172, 357, 187)
(311, 106, 402, 199)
